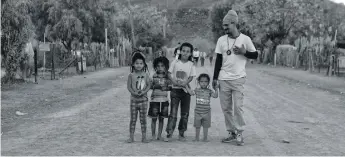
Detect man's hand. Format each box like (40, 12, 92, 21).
(212, 80, 218, 90)
(233, 44, 246, 55)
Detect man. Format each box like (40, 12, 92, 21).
(199, 51, 206, 67)
(212, 10, 258, 146)
(193, 47, 200, 66)
(174, 42, 181, 60)
(208, 48, 215, 65)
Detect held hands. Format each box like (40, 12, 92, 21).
(233, 44, 246, 55)
(212, 80, 219, 90)
(180, 81, 188, 87)
(136, 91, 143, 97)
(174, 80, 187, 87)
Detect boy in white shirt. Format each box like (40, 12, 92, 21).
(193, 48, 200, 66)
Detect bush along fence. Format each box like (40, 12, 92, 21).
(273, 35, 342, 76)
(40, 38, 133, 79)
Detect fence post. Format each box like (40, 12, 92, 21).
(81, 52, 84, 74)
(51, 44, 55, 80)
(328, 55, 333, 76)
(34, 43, 38, 83)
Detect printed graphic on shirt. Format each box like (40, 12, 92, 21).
(195, 88, 212, 113)
(196, 97, 210, 105)
(136, 75, 146, 90)
(195, 89, 212, 105)
(176, 71, 187, 82)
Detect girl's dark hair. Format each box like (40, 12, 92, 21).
(130, 52, 148, 73)
(197, 73, 210, 83)
(153, 56, 169, 71)
(178, 42, 193, 61)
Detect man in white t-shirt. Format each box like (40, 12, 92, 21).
(199, 51, 206, 67)
(212, 10, 258, 146)
(193, 48, 200, 66)
(174, 42, 181, 60)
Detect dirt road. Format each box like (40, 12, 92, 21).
(1, 62, 345, 156)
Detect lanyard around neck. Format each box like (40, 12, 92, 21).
(227, 34, 240, 55)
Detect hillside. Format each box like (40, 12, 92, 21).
(117, 0, 345, 47)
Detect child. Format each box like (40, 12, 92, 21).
(148, 56, 171, 141)
(165, 42, 196, 142)
(126, 52, 151, 143)
(192, 73, 218, 142)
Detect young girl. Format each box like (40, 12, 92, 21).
(165, 42, 196, 142)
(148, 56, 171, 141)
(126, 52, 151, 143)
(192, 73, 218, 142)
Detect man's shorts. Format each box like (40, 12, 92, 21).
(148, 101, 169, 118)
(194, 111, 211, 128)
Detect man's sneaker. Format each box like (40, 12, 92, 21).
(236, 131, 244, 146)
(221, 132, 236, 143)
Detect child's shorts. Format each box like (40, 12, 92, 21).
(194, 111, 211, 128)
(148, 101, 169, 118)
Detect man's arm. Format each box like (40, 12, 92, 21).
(243, 36, 258, 59)
(213, 53, 223, 80)
(244, 51, 258, 59)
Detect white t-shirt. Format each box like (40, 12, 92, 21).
(175, 49, 180, 60)
(193, 50, 200, 57)
(215, 33, 256, 80)
(168, 60, 196, 89)
(200, 51, 206, 58)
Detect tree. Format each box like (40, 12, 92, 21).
(1, 0, 35, 82)
(112, 5, 173, 51)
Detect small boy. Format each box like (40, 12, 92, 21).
(192, 73, 218, 142)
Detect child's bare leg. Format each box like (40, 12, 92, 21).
(203, 127, 209, 142)
(193, 127, 201, 142)
(157, 117, 164, 140)
(126, 106, 138, 143)
(151, 118, 157, 140)
(140, 102, 149, 143)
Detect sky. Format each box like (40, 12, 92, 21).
(330, 0, 345, 4)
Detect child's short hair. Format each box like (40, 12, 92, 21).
(178, 42, 194, 61)
(153, 56, 169, 71)
(197, 73, 210, 82)
(130, 52, 148, 72)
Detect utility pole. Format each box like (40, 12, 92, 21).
(128, 0, 136, 48)
(43, 33, 46, 70)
